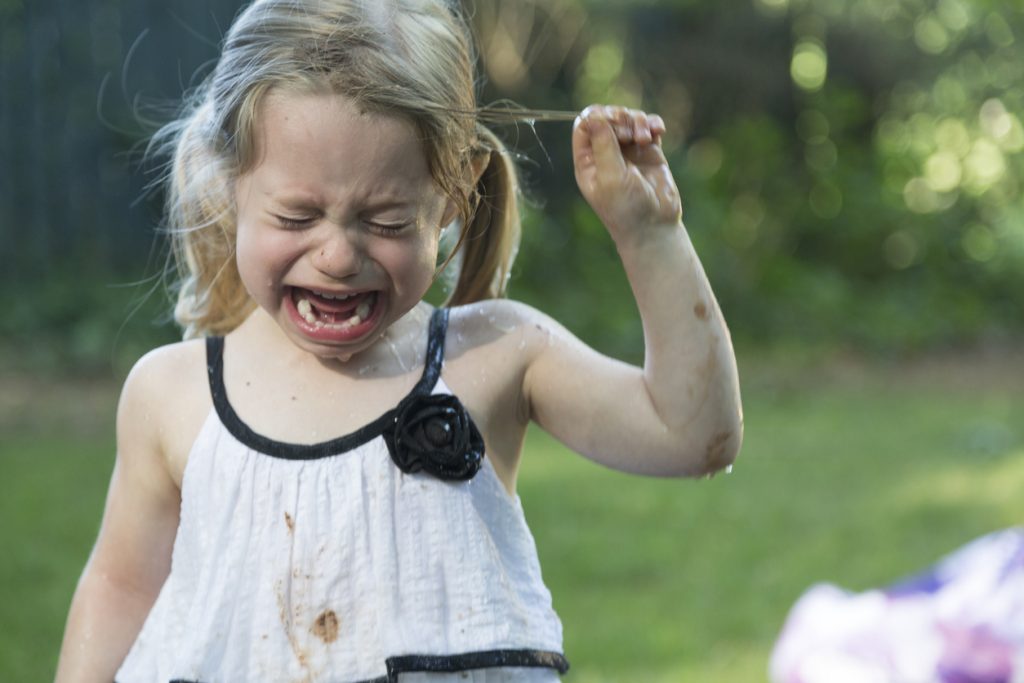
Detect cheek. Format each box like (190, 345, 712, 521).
(386, 231, 440, 290)
(234, 228, 262, 294)
(235, 222, 299, 294)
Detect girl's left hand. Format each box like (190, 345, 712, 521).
(572, 105, 682, 246)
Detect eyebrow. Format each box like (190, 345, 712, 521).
(265, 190, 419, 213)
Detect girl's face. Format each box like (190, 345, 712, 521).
(234, 91, 452, 362)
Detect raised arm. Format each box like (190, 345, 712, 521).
(522, 105, 742, 477)
(55, 352, 182, 683)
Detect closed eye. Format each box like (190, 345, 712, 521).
(274, 215, 316, 230)
(366, 220, 412, 235)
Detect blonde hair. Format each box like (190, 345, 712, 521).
(153, 0, 523, 339)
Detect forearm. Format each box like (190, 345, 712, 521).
(556, 105, 741, 475)
(616, 222, 743, 467)
(55, 567, 155, 683)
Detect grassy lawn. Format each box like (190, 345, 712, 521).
(1, 351, 1022, 680)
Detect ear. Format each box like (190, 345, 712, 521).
(439, 150, 492, 228)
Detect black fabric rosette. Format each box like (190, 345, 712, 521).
(383, 393, 484, 481)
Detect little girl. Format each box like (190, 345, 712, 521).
(56, 1, 742, 681)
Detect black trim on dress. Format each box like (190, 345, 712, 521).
(205, 308, 450, 460)
(158, 646, 569, 682)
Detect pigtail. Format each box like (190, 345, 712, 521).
(446, 125, 521, 305)
(162, 98, 254, 339)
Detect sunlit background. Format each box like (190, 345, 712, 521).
(1, 0, 1022, 680)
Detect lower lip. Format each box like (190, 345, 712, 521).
(284, 288, 384, 344)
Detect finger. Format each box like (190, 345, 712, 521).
(649, 113, 666, 137)
(604, 105, 634, 143)
(634, 111, 652, 145)
(589, 115, 627, 173)
(624, 138, 668, 167)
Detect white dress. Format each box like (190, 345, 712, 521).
(116, 309, 568, 683)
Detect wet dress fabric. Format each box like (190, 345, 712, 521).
(115, 308, 568, 683)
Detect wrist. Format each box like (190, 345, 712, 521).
(611, 220, 688, 255)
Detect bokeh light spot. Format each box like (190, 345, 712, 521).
(791, 40, 827, 92)
(980, 99, 1012, 139)
(576, 40, 626, 103)
(962, 224, 997, 262)
(932, 75, 967, 110)
(808, 181, 842, 218)
(937, 0, 971, 32)
(924, 151, 962, 192)
(883, 230, 920, 269)
(687, 138, 723, 178)
(935, 118, 971, 157)
(963, 139, 1006, 192)
(875, 117, 909, 154)
(583, 41, 624, 84)
(985, 13, 1014, 48)
(915, 15, 950, 54)
(754, 0, 789, 14)
(725, 194, 765, 249)
(904, 177, 943, 213)
(806, 140, 838, 172)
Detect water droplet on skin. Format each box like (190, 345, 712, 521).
(485, 315, 515, 333)
(383, 332, 410, 372)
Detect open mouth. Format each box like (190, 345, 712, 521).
(290, 288, 379, 329)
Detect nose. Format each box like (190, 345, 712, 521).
(310, 228, 363, 280)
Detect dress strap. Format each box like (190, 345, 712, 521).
(206, 335, 226, 409)
(415, 307, 449, 394)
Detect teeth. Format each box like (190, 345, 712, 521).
(296, 297, 317, 324)
(296, 294, 373, 329)
(314, 289, 353, 301)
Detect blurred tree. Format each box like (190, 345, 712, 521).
(1, 0, 1021, 371)
(474, 0, 1024, 355)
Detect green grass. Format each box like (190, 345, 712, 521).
(2, 360, 1022, 681)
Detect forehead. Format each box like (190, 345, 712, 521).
(248, 90, 434, 201)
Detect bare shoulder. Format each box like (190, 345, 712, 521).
(445, 299, 571, 356)
(118, 338, 211, 484)
(121, 338, 208, 410)
(443, 298, 583, 408)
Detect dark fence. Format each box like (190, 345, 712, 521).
(0, 1, 243, 276)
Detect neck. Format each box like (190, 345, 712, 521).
(233, 304, 433, 378)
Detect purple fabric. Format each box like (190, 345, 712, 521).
(770, 528, 1024, 683)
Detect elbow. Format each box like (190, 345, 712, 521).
(668, 411, 744, 479)
(693, 388, 744, 477)
(698, 418, 742, 476)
